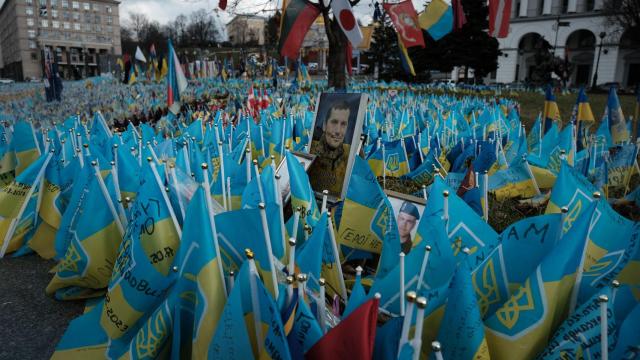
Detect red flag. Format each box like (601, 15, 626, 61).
(305, 298, 379, 360)
(279, 0, 321, 59)
(457, 163, 476, 197)
(383, 0, 425, 48)
(453, 0, 467, 31)
(489, 0, 512, 38)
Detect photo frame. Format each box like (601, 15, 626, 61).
(306, 92, 368, 200)
(275, 151, 316, 204)
(384, 190, 427, 255)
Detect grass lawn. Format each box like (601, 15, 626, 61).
(508, 91, 638, 130)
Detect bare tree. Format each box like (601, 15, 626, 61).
(603, 0, 640, 42)
(127, 13, 150, 41)
(185, 9, 219, 47)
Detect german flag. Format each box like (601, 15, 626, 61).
(279, 0, 321, 59)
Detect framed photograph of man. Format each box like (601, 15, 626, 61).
(307, 92, 368, 199)
(275, 151, 316, 204)
(384, 190, 426, 255)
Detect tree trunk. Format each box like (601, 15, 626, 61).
(323, 12, 348, 89)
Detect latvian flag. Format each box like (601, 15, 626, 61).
(489, 0, 512, 38)
(167, 39, 188, 113)
(279, 0, 321, 59)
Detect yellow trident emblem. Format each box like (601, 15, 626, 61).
(473, 259, 500, 317)
(496, 279, 535, 329)
(136, 310, 168, 358)
(58, 242, 81, 273)
(562, 199, 583, 233)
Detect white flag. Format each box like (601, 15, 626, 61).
(135, 46, 147, 63)
(330, 0, 363, 47)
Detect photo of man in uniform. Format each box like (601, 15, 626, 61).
(397, 201, 420, 254)
(307, 93, 366, 198)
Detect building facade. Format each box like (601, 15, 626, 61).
(226, 15, 265, 46)
(496, 0, 639, 88)
(0, 0, 121, 81)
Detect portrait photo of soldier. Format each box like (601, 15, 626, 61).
(385, 190, 426, 255)
(307, 93, 367, 199)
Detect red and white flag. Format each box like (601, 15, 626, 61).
(489, 0, 512, 38)
(330, 0, 363, 47)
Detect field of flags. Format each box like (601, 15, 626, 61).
(0, 74, 640, 360)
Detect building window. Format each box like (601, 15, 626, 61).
(39, 0, 46, 6)
(52, 9, 58, 17)
(26, 0, 33, 4)
(52, 20, 59, 28)
(27, 18, 35, 26)
(56, 47, 64, 62)
(105, 25, 112, 33)
(106, 5, 111, 13)
(95, 24, 101, 32)
(26, 7, 34, 15)
(28, 29, 36, 38)
(31, 52, 38, 61)
(51, 0, 57, 7)
(94, 14, 100, 23)
(72, 1, 79, 9)
(74, 22, 80, 30)
(73, 11, 79, 20)
(585, 0, 595, 11)
(29, 40, 37, 49)
(84, 23, 91, 31)
(561, 0, 568, 13)
(83, 2, 89, 10)
(93, 3, 99, 11)
(41, 19, 48, 27)
(63, 21, 70, 29)
(62, 0, 68, 8)
(63, 11, 69, 19)
(106, 15, 112, 24)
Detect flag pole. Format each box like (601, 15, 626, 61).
(569, 193, 599, 313)
(318, 278, 327, 334)
(92, 161, 125, 236)
(148, 158, 182, 238)
(399, 252, 406, 316)
(0, 152, 53, 257)
(246, 147, 252, 184)
(421, 184, 428, 201)
(226, 176, 232, 210)
(258, 202, 280, 299)
(218, 141, 228, 210)
(169, 164, 186, 221)
(201, 164, 227, 296)
(321, 190, 329, 214)
(246, 249, 264, 355)
(287, 238, 296, 279)
(326, 210, 348, 301)
(432, 341, 444, 360)
(253, 159, 265, 203)
(398, 291, 417, 358)
(599, 294, 609, 360)
(411, 296, 427, 360)
(416, 245, 432, 294)
(286, 275, 294, 309)
(110, 160, 128, 228)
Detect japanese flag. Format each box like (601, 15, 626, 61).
(331, 0, 363, 47)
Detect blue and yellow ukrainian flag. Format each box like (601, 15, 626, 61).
(295, 213, 329, 297)
(607, 86, 629, 144)
(436, 262, 490, 359)
(11, 121, 42, 176)
(367, 139, 410, 177)
(397, 33, 416, 76)
(472, 214, 562, 319)
(418, 0, 453, 40)
(50, 299, 109, 359)
(286, 151, 321, 229)
(484, 201, 597, 360)
(543, 86, 561, 134)
(99, 162, 180, 339)
(607, 143, 638, 187)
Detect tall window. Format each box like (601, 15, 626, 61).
(84, 23, 91, 31)
(26, 0, 33, 4)
(585, 0, 595, 11)
(72, 1, 79, 9)
(39, 0, 46, 6)
(41, 19, 48, 27)
(561, 0, 569, 13)
(51, 0, 57, 7)
(29, 40, 37, 49)
(52, 9, 58, 17)
(63, 21, 70, 29)
(26, 7, 34, 15)
(92, 3, 99, 11)
(83, 2, 89, 10)
(27, 18, 35, 26)
(52, 20, 59, 28)
(62, 0, 68, 8)
(73, 11, 79, 20)
(74, 22, 80, 30)
(28, 29, 37, 38)
(106, 5, 111, 13)
(107, 16, 112, 24)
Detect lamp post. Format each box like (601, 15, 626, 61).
(591, 31, 606, 89)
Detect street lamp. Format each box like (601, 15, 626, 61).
(591, 31, 606, 89)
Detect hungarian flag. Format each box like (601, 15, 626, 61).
(330, 0, 363, 47)
(279, 0, 321, 59)
(489, 0, 512, 38)
(167, 39, 188, 112)
(383, 0, 425, 48)
(305, 298, 379, 359)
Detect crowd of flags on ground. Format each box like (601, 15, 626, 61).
(0, 74, 640, 359)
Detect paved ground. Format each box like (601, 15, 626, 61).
(0, 254, 84, 360)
